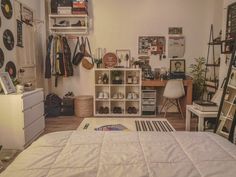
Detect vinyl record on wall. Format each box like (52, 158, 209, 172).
(1, 0, 13, 19)
(3, 29, 14, 50)
(5, 61, 16, 78)
(0, 48, 4, 68)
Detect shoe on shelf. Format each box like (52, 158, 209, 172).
(98, 92, 104, 99)
(132, 92, 138, 99)
(71, 20, 82, 27)
(127, 92, 132, 99)
(53, 20, 70, 27)
(131, 107, 137, 114)
(127, 107, 132, 114)
(112, 93, 118, 99)
(113, 107, 117, 113)
(98, 106, 104, 114)
(103, 92, 109, 99)
(118, 93, 124, 99)
(103, 107, 109, 114)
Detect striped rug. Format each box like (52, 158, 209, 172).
(77, 118, 175, 132)
(135, 120, 175, 132)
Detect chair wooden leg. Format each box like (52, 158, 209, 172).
(177, 99, 184, 119)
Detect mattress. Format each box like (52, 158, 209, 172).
(1, 131, 236, 177)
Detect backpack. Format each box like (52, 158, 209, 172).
(45, 93, 62, 117)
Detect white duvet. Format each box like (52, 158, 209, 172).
(1, 131, 236, 177)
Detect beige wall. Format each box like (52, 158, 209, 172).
(45, 0, 223, 97)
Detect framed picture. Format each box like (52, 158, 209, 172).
(21, 4, 33, 26)
(0, 72, 16, 94)
(116, 49, 131, 67)
(138, 36, 166, 55)
(168, 27, 183, 35)
(170, 59, 185, 73)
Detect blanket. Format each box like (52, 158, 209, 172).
(1, 131, 236, 177)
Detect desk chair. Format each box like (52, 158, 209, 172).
(159, 79, 185, 119)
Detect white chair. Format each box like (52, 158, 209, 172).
(159, 79, 185, 119)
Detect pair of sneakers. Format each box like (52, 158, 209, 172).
(112, 92, 124, 99)
(98, 106, 109, 114)
(127, 92, 139, 99)
(113, 107, 122, 114)
(127, 107, 137, 114)
(98, 92, 109, 99)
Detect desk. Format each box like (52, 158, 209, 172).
(142, 77, 193, 114)
(186, 105, 218, 131)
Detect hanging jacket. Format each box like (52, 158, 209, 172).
(45, 35, 53, 78)
(62, 37, 73, 77)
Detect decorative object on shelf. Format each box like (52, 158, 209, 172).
(138, 36, 166, 58)
(190, 57, 206, 101)
(72, 0, 88, 14)
(1, 0, 13, 19)
(116, 49, 131, 67)
(5, 61, 16, 79)
(3, 29, 14, 51)
(170, 59, 185, 73)
(16, 20, 23, 47)
(111, 70, 122, 84)
(0, 48, 4, 69)
(102, 52, 118, 68)
(168, 27, 183, 35)
(102, 73, 109, 84)
(21, 5, 33, 26)
(0, 72, 16, 94)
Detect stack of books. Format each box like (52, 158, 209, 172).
(72, 0, 88, 14)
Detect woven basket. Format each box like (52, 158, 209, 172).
(74, 95, 93, 117)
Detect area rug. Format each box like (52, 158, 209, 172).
(77, 118, 175, 132)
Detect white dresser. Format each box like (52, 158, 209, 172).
(0, 88, 45, 150)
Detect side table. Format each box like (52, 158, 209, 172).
(186, 105, 218, 131)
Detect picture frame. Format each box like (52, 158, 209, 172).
(116, 49, 131, 67)
(168, 27, 183, 35)
(170, 59, 186, 73)
(21, 4, 33, 26)
(0, 72, 16, 94)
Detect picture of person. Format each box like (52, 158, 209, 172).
(174, 61, 182, 72)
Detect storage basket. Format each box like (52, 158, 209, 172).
(74, 95, 93, 117)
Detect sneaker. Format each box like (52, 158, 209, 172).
(132, 92, 138, 99)
(112, 93, 118, 99)
(127, 107, 132, 114)
(53, 20, 70, 27)
(103, 92, 109, 99)
(132, 107, 137, 114)
(98, 92, 104, 99)
(98, 106, 104, 114)
(127, 92, 132, 99)
(103, 107, 109, 114)
(71, 20, 82, 27)
(118, 93, 124, 99)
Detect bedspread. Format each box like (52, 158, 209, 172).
(1, 131, 236, 177)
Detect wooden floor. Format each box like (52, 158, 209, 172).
(44, 113, 198, 134)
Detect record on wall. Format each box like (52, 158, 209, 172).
(1, 0, 13, 19)
(5, 61, 16, 78)
(3, 29, 14, 50)
(0, 48, 4, 68)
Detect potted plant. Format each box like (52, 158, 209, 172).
(189, 57, 206, 100)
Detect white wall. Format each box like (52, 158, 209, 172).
(45, 0, 223, 97)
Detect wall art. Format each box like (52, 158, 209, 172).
(116, 49, 131, 67)
(21, 4, 33, 26)
(17, 20, 23, 47)
(5, 61, 16, 78)
(0, 72, 16, 94)
(3, 29, 15, 50)
(1, 0, 13, 19)
(0, 48, 4, 69)
(168, 27, 183, 35)
(170, 59, 185, 73)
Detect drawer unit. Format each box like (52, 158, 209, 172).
(0, 88, 45, 149)
(142, 90, 157, 116)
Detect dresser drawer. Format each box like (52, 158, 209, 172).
(24, 116, 45, 146)
(23, 91, 44, 111)
(24, 102, 44, 128)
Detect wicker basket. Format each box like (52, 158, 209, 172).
(74, 95, 93, 118)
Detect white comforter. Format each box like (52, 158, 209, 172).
(1, 131, 236, 177)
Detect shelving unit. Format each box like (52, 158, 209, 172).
(204, 24, 221, 99)
(94, 68, 141, 117)
(215, 40, 236, 142)
(48, 14, 88, 35)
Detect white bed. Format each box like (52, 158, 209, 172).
(0, 131, 236, 177)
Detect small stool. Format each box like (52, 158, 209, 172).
(74, 95, 93, 118)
